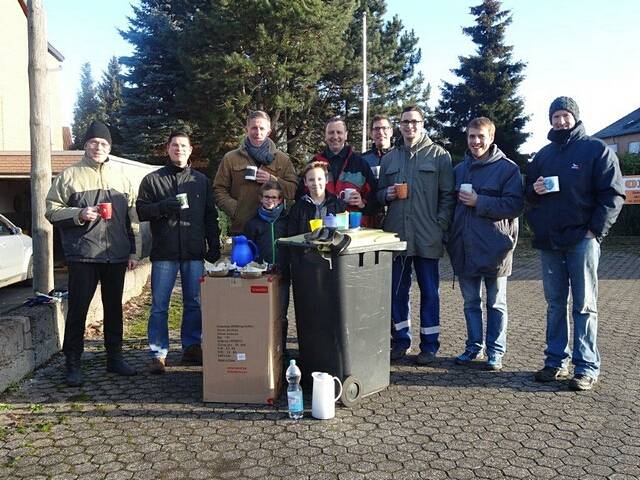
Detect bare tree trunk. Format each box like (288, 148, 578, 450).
(27, 0, 54, 293)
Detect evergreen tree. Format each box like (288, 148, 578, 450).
(434, 0, 529, 163)
(118, 0, 428, 169)
(97, 57, 125, 154)
(71, 62, 100, 149)
(118, 0, 201, 163)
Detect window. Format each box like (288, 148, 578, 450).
(608, 143, 618, 153)
(629, 142, 640, 154)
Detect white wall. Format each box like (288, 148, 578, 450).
(0, 0, 64, 151)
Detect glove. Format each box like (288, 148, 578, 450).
(205, 249, 221, 264)
(159, 198, 181, 215)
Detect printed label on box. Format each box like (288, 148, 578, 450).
(251, 285, 269, 294)
(236, 353, 246, 361)
(216, 325, 254, 362)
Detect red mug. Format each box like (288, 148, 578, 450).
(98, 202, 112, 220)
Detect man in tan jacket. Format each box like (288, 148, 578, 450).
(46, 121, 141, 387)
(213, 110, 297, 235)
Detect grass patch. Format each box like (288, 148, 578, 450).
(125, 295, 183, 339)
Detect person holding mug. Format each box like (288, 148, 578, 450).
(376, 106, 455, 365)
(214, 110, 298, 235)
(296, 116, 378, 227)
(45, 121, 141, 387)
(526, 96, 625, 391)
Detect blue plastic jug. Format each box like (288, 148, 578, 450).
(230, 235, 258, 267)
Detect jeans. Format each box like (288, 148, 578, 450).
(148, 260, 204, 359)
(391, 255, 440, 353)
(459, 275, 508, 357)
(539, 237, 600, 377)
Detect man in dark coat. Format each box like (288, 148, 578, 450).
(526, 97, 625, 391)
(137, 131, 220, 373)
(446, 117, 523, 371)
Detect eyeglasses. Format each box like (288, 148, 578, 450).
(262, 195, 281, 200)
(372, 126, 392, 132)
(87, 140, 110, 148)
(400, 120, 422, 127)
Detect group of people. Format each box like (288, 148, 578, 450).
(45, 95, 625, 393)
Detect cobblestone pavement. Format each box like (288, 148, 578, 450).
(1, 241, 639, 479)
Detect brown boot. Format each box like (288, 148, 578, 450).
(148, 357, 166, 374)
(181, 344, 202, 365)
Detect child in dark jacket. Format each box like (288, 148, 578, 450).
(243, 180, 291, 350)
(287, 161, 347, 236)
(243, 180, 288, 267)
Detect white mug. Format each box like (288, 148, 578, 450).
(543, 176, 560, 192)
(245, 165, 258, 181)
(460, 183, 473, 194)
(339, 188, 357, 202)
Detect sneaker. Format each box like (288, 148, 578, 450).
(568, 374, 597, 391)
(415, 351, 436, 365)
(149, 357, 166, 374)
(182, 344, 203, 365)
(390, 345, 408, 361)
(534, 366, 570, 382)
(455, 350, 485, 366)
(485, 354, 503, 371)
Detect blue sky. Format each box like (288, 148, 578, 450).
(46, 0, 640, 153)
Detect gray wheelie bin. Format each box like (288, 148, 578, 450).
(278, 229, 406, 406)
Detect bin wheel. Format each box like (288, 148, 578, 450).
(341, 376, 362, 407)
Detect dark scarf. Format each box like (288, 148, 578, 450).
(547, 122, 580, 144)
(244, 137, 275, 165)
(258, 203, 284, 224)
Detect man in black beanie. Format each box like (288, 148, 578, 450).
(46, 121, 141, 387)
(525, 97, 625, 391)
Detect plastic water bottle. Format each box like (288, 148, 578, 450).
(286, 359, 304, 419)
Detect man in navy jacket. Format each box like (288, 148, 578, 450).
(447, 117, 523, 372)
(526, 97, 625, 391)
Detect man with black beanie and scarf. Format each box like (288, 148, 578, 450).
(526, 96, 625, 391)
(214, 110, 297, 235)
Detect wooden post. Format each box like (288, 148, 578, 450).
(27, 0, 54, 294)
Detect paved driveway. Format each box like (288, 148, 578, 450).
(1, 240, 639, 479)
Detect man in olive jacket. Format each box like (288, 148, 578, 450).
(45, 121, 141, 387)
(137, 131, 220, 373)
(377, 106, 455, 365)
(214, 110, 297, 235)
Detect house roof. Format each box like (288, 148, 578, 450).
(17, 0, 65, 62)
(0, 151, 83, 177)
(0, 152, 161, 178)
(593, 107, 640, 139)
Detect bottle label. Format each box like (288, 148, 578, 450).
(287, 391, 303, 413)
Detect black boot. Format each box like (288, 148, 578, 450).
(65, 357, 83, 387)
(106, 353, 137, 376)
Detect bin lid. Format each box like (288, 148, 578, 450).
(278, 228, 407, 254)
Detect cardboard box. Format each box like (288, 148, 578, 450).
(201, 274, 282, 404)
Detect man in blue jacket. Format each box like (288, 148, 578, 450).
(447, 117, 523, 371)
(137, 131, 220, 373)
(526, 97, 625, 391)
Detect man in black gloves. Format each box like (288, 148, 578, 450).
(137, 131, 220, 373)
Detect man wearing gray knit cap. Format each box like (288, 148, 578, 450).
(525, 96, 625, 391)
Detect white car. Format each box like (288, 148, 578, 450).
(0, 214, 33, 288)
